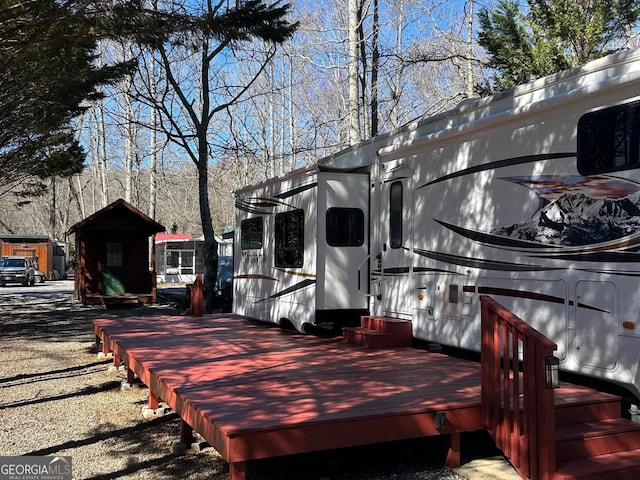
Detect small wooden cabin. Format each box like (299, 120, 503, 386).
(0, 234, 55, 275)
(69, 199, 165, 305)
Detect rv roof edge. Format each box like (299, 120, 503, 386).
(320, 47, 640, 170)
(233, 164, 319, 195)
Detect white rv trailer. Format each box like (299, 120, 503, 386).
(234, 48, 640, 398)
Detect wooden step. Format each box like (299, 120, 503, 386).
(342, 326, 365, 346)
(102, 294, 141, 309)
(551, 389, 640, 479)
(342, 327, 411, 348)
(343, 316, 412, 349)
(361, 316, 412, 336)
(554, 448, 640, 480)
(554, 391, 621, 425)
(556, 418, 640, 461)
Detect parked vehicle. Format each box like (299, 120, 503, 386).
(234, 48, 640, 399)
(212, 256, 233, 312)
(33, 269, 46, 283)
(0, 256, 35, 286)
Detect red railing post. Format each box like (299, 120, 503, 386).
(480, 296, 557, 480)
(190, 274, 203, 317)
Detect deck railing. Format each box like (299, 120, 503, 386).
(480, 295, 557, 480)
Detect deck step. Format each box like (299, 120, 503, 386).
(342, 327, 412, 348)
(343, 316, 412, 348)
(551, 395, 640, 479)
(554, 448, 640, 480)
(554, 395, 621, 425)
(556, 418, 640, 461)
(360, 316, 412, 336)
(102, 294, 141, 309)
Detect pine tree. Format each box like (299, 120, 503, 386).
(477, 0, 640, 93)
(0, 0, 121, 195)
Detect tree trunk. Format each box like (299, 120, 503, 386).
(465, 0, 475, 98)
(198, 38, 218, 314)
(370, 0, 379, 137)
(357, 0, 369, 137)
(347, 0, 361, 144)
(124, 72, 135, 203)
(148, 0, 159, 221)
(197, 144, 218, 314)
(49, 177, 56, 240)
(149, 77, 158, 220)
(389, 0, 405, 129)
(288, 54, 296, 172)
(95, 103, 109, 208)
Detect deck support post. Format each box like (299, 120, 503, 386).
(190, 274, 203, 317)
(149, 390, 159, 410)
(445, 432, 461, 468)
(142, 390, 168, 419)
(229, 461, 246, 480)
(101, 339, 109, 355)
(180, 419, 194, 444)
(113, 352, 121, 367)
(171, 419, 202, 456)
(127, 366, 135, 385)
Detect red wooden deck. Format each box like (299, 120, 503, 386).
(92, 313, 615, 480)
(94, 314, 485, 478)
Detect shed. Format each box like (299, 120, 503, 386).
(68, 199, 165, 305)
(0, 234, 55, 275)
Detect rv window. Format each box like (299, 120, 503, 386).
(275, 209, 304, 268)
(240, 217, 263, 250)
(578, 99, 640, 175)
(326, 208, 364, 247)
(390, 181, 403, 248)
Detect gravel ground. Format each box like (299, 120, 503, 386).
(0, 282, 495, 480)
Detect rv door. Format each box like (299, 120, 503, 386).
(377, 165, 414, 319)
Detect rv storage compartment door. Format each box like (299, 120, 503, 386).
(575, 281, 618, 371)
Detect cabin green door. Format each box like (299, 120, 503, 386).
(103, 242, 126, 294)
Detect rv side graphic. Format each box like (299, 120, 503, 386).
(234, 48, 640, 399)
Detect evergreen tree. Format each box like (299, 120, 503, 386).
(478, 0, 640, 93)
(0, 0, 138, 196)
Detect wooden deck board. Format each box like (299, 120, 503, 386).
(92, 313, 612, 476)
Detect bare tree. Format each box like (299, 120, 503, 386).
(134, 1, 296, 312)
